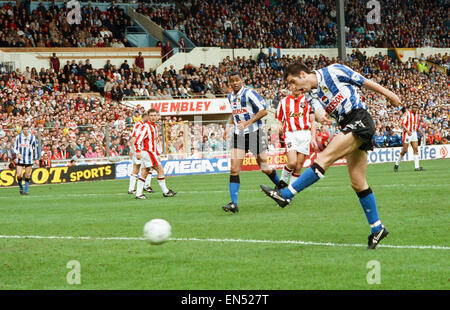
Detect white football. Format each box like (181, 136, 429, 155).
(143, 219, 171, 245)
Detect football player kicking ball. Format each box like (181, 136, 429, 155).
(222, 71, 283, 213)
(276, 84, 317, 186)
(394, 103, 424, 172)
(261, 62, 401, 249)
(135, 109, 176, 199)
(128, 111, 154, 195)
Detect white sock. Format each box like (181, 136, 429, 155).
(281, 166, 293, 183)
(395, 155, 404, 166)
(414, 154, 420, 169)
(136, 178, 145, 197)
(129, 174, 138, 192)
(145, 173, 152, 187)
(157, 177, 169, 194)
(290, 173, 301, 184)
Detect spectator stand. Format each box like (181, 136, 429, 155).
(0, 47, 447, 166)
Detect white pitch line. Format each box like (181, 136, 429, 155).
(0, 234, 448, 250)
(1, 183, 449, 199)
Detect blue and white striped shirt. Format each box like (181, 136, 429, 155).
(13, 133, 39, 165)
(228, 86, 267, 134)
(305, 64, 367, 122)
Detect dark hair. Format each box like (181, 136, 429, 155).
(148, 108, 157, 114)
(228, 71, 241, 78)
(283, 62, 311, 80)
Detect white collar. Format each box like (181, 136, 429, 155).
(313, 70, 322, 90)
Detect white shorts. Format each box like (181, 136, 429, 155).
(132, 154, 141, 166)
(140, 151, 161, 168)
(284, 130, 311, 155)
(403, 131, 418, 144)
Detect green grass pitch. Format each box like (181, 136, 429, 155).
(0, 160, 449, 290)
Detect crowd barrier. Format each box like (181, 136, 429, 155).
(0, 145, 448, 186)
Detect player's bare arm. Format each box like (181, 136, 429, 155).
(237, 109, 267, 131)
(310, 113, 318, 151)
(362, 79, 401, 107)
(129, 136, 136, 158)
(314, 107, 332, 125)
(224, 115, 234, 140)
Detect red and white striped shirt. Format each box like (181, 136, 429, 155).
(135, 122, 158, 153)
(401, 110, 420, 132)
(276, 95, 313, 132)
(131, 120, 144, 138)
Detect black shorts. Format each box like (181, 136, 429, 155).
(232, 129, 268, 155)
(340, 109, 375, 151)
(16, 163, 33, 168)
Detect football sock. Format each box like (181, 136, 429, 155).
(281, 166, 293, 183)
(229, 175, 240, 205)
(357, 188, 382, 233)
(17, 177, 23, 190)
(413, 154, 420, 169)
(290, 172, 301, 184)
(157, 177, 169, 195)
(24, 178, 30, 193)
(268, 169, 281, 187)
(145, 173, 152, 187)
(136, 178, 145, 197)
(129, 173, 138, 192)
(395, 155, 404, 166)
(281, 163, 325, 199)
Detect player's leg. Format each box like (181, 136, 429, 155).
(146, 151, 175, 197)
(153, 164, 176, 197)
(144, 169, 154, 192)
(23, 166, 32, 194)
(280, 150, 297, 185)
(128, 163, 140, 194)
(136, 152, 151, 198)
(223, 148, 245, 212)
(394, 134, 409, 171)
(411, 141, 423, 171)
(280, 131, 297, 186)
(16, 165, 24, 194)
(260, 131, 361, 207)
(252, 129, 282, 188)
(347, 149, 389, 249)
(290, 130, 311, 184)
(256, 151, 282, 188)
(135, 166, 149, 199)
(223, 131, 246, 213)
(291, 152, 307, 184)
(282, 131, 361, 199)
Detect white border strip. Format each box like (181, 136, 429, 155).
(0, 235, 448, 250)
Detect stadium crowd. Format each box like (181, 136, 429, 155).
(0, 48, 448, 164)
(0, 2, 133, 48)
(0, 0, 448, 50)
(136, 0, 449, 48)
